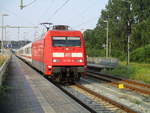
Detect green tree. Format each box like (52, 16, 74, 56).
(84, 0, 150, 62)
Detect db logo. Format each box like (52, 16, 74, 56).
(65, 53, 71, 57)
(63, 59, 71, 62)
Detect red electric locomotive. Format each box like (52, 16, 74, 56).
(17, 25, 87, 83)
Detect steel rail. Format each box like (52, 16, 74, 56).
(75, 83, 138, 113)
(54, 84, 97, 113)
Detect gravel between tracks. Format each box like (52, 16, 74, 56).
(80, 77, 150, 113)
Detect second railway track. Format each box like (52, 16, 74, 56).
(87, 70, 150, 95)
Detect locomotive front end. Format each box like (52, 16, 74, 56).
(51, 36, 86, 82)
(47, 27, 87, 83)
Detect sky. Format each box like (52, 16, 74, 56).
(0, 0, 109, 41)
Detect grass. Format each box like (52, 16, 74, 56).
(102, 62, 150, 84)
(0, 54, 7, 66)
(130, 99, 141, 105)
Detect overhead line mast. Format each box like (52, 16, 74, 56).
(20, 0, 24, 9)
(20, 0, 37, 10)
(0, 25, 38, 41)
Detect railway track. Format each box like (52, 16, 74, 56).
(75, 83, 138, 113)
(54, 82, 138, 113)
(87, 70, 150, 95)
(80, 77, 150, 113)
(55, 83, 97, 113)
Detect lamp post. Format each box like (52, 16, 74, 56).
(4, 26, 7, 48)
(1, 14, 8, 53)
(104, 20, 109, 58)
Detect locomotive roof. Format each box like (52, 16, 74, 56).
(48, 29, 82, 33)
(33, 30, 82, 41)
(47, 30, 82, 36)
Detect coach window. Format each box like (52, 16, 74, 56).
(25, 48, 27, 54)
(27, 47, 30, 54)
(29, 48, 31, 54)
(28, 48, 30, 54)
(26, 48, 28, 54)
(21, 50, 23, 54)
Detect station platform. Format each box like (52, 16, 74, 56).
(0, 56, 90, 113)
(87, 63, 116, 69)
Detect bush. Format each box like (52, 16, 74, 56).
(103, 62, 150, 84)
(0, 54, 6, 66)
(86, 48, 105, 57)
(111, 49, 125, 61)
(131, 44, 150, 63)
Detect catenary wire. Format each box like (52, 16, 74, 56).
(46, 0, 71, 21)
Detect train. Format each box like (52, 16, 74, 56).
(16, 25, 87, 83)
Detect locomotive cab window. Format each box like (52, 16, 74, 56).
(52, 37, 81, 47)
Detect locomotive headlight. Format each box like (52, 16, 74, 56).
(76, 59, 83, 62)
(53, 59, 61, 62)
(48, 66, 52, 68)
